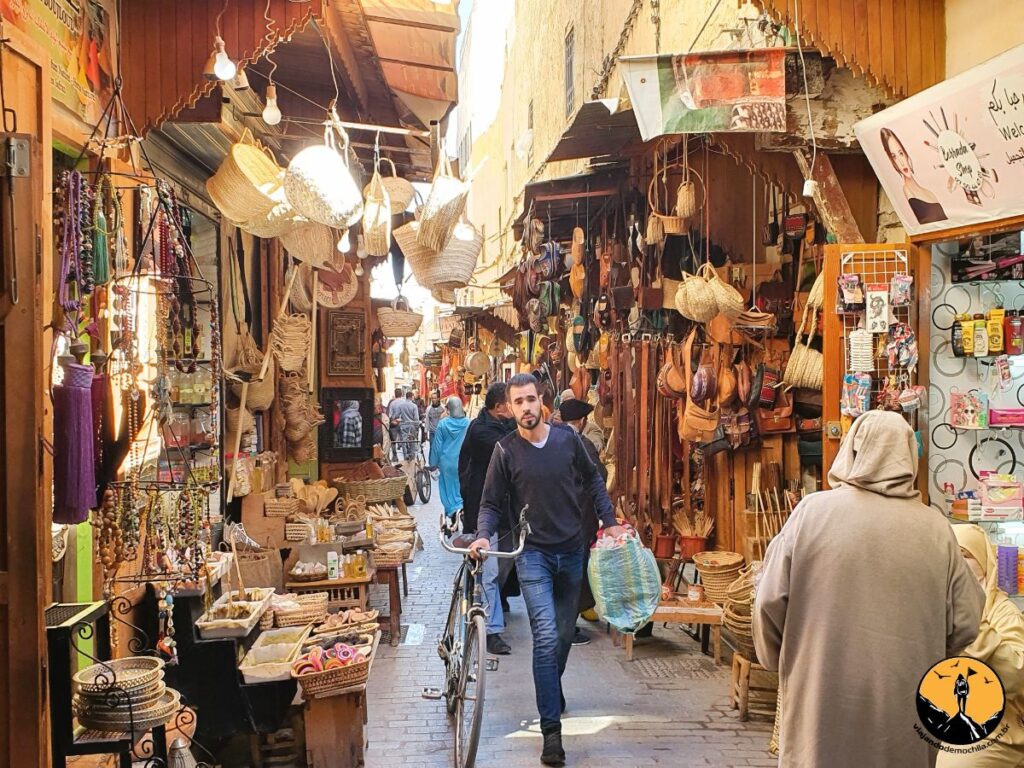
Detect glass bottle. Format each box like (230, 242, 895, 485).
(974, 313, 989, 357)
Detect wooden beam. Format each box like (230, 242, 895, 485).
(792, 150, 865, 243)
(362, 13, 458, 33)
(376, 57, 456, 74)
(534, 189, 617, 203)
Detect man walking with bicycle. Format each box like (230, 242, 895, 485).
(469, 373, 624, 767)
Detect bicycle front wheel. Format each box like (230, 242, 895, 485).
(454, 613, 487, 768)
(416, 467, 431, 504)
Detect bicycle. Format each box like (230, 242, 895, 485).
(389, 425, 431, 505)
(423, 506, 530, 768)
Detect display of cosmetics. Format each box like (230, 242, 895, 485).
(952, 308, 1024, 357)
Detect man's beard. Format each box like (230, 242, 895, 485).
(516, 412, 539, 429)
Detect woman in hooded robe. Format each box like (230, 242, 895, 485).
(429, 396, 470, 518)
(754, 410, 985, 768)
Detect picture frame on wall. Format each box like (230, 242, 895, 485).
(320, 387, 375, 463)
(326, 309, 366, 377)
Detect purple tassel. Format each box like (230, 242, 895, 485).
(53, 363, 97, 524)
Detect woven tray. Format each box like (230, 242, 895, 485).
(372, 546, 412, 568)
(286, 521, 314, 542)
(331, 475, 407, 504)
(73, 657, 165, 695)
(294, 654, 371, 697)
(265, 497, 304, 518)
(77, 688, 181, 734)
(275, 592, 329, 628)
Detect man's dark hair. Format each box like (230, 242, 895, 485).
(506, 373, 539, 400)
(394, 387, 403, 398)
(406, 390, 414, 399)
(485, 382, 508, 410)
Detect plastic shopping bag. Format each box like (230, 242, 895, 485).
(587, 527, 662, 634)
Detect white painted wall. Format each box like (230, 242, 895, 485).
(945, 0, 1024, 76)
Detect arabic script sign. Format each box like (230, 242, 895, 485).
(855, 43, 1024, 237)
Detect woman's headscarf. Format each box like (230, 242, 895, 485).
(952, 523, 1000, 618)
(826, 410, 920, 499)
(445, 396, 465, 419)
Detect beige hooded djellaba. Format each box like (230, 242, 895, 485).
(754, 411, 985, 768)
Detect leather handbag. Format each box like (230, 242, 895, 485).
(657, 344, 687, 399)
(680, 329, 720, 443)
(571, 364, 590, 402)
(736, 357, 752, 405)
(718, 346, 738, 407)
(690, 343, 718, 404)
(757, 385, 795, 434)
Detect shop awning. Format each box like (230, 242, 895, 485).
(547, 99, 641, 163)
(452, 304, 521, 344)
(512, 167, 625, 242)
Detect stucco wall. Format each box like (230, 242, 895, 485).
(945, 0, 1024, 76)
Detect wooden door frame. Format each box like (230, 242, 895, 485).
(0, 24, 52, 768)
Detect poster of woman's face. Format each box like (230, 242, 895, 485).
(879, 127, 949, 226)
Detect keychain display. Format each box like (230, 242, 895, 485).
(837, 274, 865, 312)
(886, 322, 919, 369)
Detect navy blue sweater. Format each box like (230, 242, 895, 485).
(477, 423, 616, 552)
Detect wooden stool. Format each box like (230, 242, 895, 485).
(373, 565, 403, 646)
(611, 600, 723, 663)
(730, 652, 778, 721)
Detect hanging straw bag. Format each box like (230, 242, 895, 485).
(284, 111, 363, 230)
(705, 263, 745, 319)
(207, 129, 285, 223)
(432, 285, 456, 304)
(417, 153, 468, 252)
(280, 222, 337, 269)
(240, 200, 304, 239)
(395, 220, 480, 290)
(229, 328, 276, 410)
(377, 296, 423, 338)
(783, 272, 824, 390)
(364, 158, 414, 212)
(674, 265, 718, 322)
(648, 150, 686, 235)
(362, 163, 392, 258)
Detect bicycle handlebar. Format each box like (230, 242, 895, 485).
(438, 506, 530, 560)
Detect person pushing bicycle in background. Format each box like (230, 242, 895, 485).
(468, 373, 625, 767)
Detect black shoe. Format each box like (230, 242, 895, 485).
(486, 633, 511, 655)
(635, 621, 654, 639)
(571, 627, 591, 646)
(540, 729, 565, 766)
(501, 598, 511, 613)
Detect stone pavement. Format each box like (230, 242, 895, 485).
(362, 495, 776, 768)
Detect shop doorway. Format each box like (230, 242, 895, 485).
(0, 27, 52, 768)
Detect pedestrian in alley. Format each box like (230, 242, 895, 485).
(458, 381, 517, 655)
(424, 393, 445, 444)
(429, 396, 470, 519)
(470, 373, 625, 767)
(556, 392, 606, 646)
(754, 410, 984, 768)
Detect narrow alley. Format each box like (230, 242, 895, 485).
(362, 497, 775, 768)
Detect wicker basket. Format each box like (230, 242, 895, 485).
(259, 605, 275, 630)
(377, 297, 423, 338)
(264, 497, 303, 518)
(693, 550, 744, 605)
(432, 285, 456, 304)
(270, 314, 311, 372)
(275, 592, 328, 627)
(648, 173, 686, 235)
(286, 521, 314, 542)
(229, 356, 275, 412)
(365, 158, 414, 212)
(372, 544, 412, 568)
(241, 200, 304, 239)
(294, 653, 370, 697)
(417, 153, 468, 252)
(207, 130, 284, 223)
(396, 220, 480, 290)
(673, 268, 718, 322)
(362, 166, 391, 258)
(331, 475, 407, 504)
(283, 120, 363, 230)
(705, 263, 745, 319)
(280, 222, 337, 269)
(225, 405, 255, 441)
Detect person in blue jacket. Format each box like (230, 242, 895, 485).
(429, 396, 470, 518)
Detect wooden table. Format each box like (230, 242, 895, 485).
(304, 633, 381, 767)
(373, 565, 404, 646)
(611, 599, 724, 663)
(286, 569, 375, 612)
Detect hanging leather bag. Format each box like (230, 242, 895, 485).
(680, 329, 720, 443)
(757, 384, 795, 434)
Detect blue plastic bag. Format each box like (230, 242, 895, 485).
(587, 531, 662, 634)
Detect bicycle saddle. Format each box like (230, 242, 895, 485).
(452, 533, 479, 548)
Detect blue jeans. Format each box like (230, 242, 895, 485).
(516, 547, 584, 731)
(482, 534, 504, 634)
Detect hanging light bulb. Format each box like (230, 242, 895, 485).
(262, 84, 282, 126)
(204, 36, 236, 81)
(337, 228, 351, 253)
(355, 234, 368, 260)
(230, 66, 250, 90)
(355, 262, 365, 277)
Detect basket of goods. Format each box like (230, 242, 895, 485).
(272, 592, 329, 628)
(365, 158, 414, 212)
(285, 516, 316, 542)
(264, 496, 304, 518)
(373, 541, 413, 568)
(672, 506, 713, 561)
(302, 631, 374, 657)
(692, 551, 744, 605)
(331, 474, 407, 505)
(206, 128, 284, 223)
(288, 561, 328, 583)
(377, 296, 423, 338)
(291, 642, 372, 697)
(723, 569, 758, 662)
(311, 608, 379, 636)
(239, 625, 313, 684)
(196, 599, 259, 639)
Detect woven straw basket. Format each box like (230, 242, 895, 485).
(331, 475, 408, 504)
(294, 653, 370, 697)
(649, 173, 686, 235)
(705, 263, 745, 319)
(362, 166, 391, 258)
(225, 406, 255, 445)
(674, 268, 718, 322)
(432, 285, 457, 304)
(417, 153, 468, 253)
(275, 592, 328, 627)
(364, 158, 414, 212)
(284, 119, 363, 229)
(693, 551, 744, 605)
(396, 220, 480, 290)
(207, 129, 284, 223)
(377, 297, 423, 338)
(240, 200, 304, 239)
(280, 222, 337, 269)
(271, 314, 311, 372)
(674, 168, 704, 221)
(230, 358, 275, 411)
